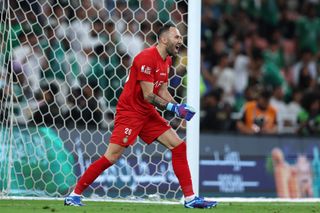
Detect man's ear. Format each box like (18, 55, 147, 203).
(160, 35, 168, 44)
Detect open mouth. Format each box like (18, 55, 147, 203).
(175, 44, 181, 52)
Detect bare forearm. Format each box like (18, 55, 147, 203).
(146, 93, 169, 110)
(159, 90, 177, 104)
(140, 81, 175, 110)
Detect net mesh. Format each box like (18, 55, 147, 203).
(0, 0, 12, 197)
(0, 0, 188, 200)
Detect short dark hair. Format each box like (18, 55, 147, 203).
(260, 88, 272, 100)
(158, 23, 176, 40)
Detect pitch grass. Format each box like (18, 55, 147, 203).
(0, 200, 319, 213)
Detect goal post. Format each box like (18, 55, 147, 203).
(186, 0, 201, 197)
(0, 0, 201, 201)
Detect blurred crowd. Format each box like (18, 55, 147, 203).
(200, 0, 320, 136)
(0, 0, 319, 136)
(0, 0, 187, 129)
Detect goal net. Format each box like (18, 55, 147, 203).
(0, 0, 188, 200)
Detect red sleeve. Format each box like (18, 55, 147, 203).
(134, 53, 155, 82)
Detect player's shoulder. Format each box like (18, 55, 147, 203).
(132, 47, 157, 67)
(134, 46, 157, 61)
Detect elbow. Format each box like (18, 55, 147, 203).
(143, 95, 149, 102)
(143, 92, 152, 102)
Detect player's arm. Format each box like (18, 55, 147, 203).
(140, 81, 195, 121)
(140, 81, 169, 110)
(158, 83, 177, 104)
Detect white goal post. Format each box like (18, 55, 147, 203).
(187, 0, 201, 196)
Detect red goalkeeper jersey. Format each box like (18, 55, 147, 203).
(116, 46, 172, 116)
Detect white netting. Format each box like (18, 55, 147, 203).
(0, 0, 12, 196)
(0, 0, 188, 200)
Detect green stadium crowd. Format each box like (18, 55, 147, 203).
(0, 0, 319, 136)
(200, 0, 320, 135)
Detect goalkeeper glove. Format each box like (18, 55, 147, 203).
(166, 103, 196, 121)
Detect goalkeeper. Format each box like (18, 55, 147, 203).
(64, 23, 217, 209)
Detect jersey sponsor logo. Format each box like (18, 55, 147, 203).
(141, 65, 152, 75)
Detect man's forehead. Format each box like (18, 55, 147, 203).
(169, 27, 181, 36)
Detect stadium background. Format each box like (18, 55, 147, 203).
(0, 0, 319, 200)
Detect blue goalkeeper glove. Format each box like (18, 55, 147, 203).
(166, 103, 196, 121)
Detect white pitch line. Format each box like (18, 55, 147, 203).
(1, 196, 320, 203)
(205, 197, 320, 203)
(0, 196, 179, 205)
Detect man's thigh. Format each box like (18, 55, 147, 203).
(139, 112, 171, 145)
(157, 128, 183, 150)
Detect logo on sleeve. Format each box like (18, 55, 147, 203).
(154, 80, 164, 88)
(141, 65, 152, 75)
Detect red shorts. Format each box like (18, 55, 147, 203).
(110, 111, 171, 147)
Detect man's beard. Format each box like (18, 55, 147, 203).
(166, 45, 176, 57)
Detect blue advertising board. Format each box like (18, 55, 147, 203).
(2, 126, 319, 199)
(199, 133, 320, 198)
